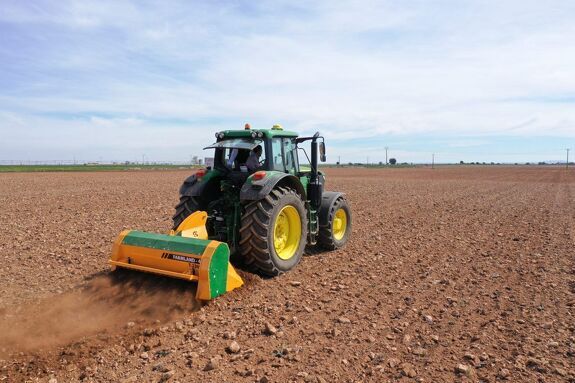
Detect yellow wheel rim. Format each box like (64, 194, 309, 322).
(333, 208, 347, 241)
(273, 205, 301, 260)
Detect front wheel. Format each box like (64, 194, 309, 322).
(317, 195, 352, 250)
(240, 187, 308, 276)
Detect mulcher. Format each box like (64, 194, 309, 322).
(109, 124, 352, 300)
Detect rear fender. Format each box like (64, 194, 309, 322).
(180, 169, 220, 198)
(240, 172, 306, 201)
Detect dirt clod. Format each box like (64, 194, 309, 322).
(226, 341, 241, 354)
(401, 362, 417, 377)
(204, 357, 220, 371)
(263, 322, 277, 336)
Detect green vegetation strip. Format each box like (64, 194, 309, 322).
(0, 165, 199, 173)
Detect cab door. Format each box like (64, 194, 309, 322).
(282, 138, 299, 175)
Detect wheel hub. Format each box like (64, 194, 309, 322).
(273, 205, 301, 260)
(333, 208, 347, 241)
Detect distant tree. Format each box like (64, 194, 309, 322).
(389, 158, 397, 165)
(460, 160, 464, 164)
(538, 161, 546, 165)
(378, 161, 383, 166)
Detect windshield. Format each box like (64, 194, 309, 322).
(207, 138, 267, 172)
(204, 138, 263, 150)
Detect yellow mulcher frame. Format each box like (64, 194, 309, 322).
(109, 212, 243, 301)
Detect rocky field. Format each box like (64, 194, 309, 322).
(0, 166, 573, 383)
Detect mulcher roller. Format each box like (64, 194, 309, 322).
(109, 212, 243, 301)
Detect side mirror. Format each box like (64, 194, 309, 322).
(319, 142, 326, 162)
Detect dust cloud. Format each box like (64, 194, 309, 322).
(0, 270, 202, 356)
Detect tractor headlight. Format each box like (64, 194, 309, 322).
(251, 131, 257, 138)
(257, 131, 263, 138)
(217, 132, 225, 139)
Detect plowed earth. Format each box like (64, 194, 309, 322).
(0, 167, 573, 383)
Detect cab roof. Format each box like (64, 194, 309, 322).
(221, 129, 299, 139)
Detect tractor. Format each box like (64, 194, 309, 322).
(109, 124, 352, 300)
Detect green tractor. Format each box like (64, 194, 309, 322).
(172, 124, 352, 276)
(109, 124, 352, 301)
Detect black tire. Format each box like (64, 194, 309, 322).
(172, 196, 201, 230)
(317, 196, 352, 250)
(239, 187, 308, 276)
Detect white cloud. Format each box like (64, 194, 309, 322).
(1, 0, 574, 162)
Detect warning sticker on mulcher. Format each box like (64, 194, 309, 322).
(161, 252, 201, 264)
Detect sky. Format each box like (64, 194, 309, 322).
(1, 0, 575, 164)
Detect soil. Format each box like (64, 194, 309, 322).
(0, 166, 573, 382)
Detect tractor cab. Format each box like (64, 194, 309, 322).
(205, 125, 302, 181)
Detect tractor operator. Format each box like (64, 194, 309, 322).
(246, 145, 262, 172)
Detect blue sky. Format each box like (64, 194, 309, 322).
(1, 0, 574, 164)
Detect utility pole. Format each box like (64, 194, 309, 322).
(567, 148, 570, 169)
(385, 147, 389, 165)
(432, 153, 435, 169)
(367, 156, 369, 166)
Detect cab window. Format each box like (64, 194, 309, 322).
(283, 138, 299, 174)
(271, 138, 284, 171)
(216, 142, 266, 171)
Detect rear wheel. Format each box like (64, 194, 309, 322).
(240, 187, 307, 276)
(172, 196, 201, 230)
(317, 196, 352, 250)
